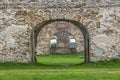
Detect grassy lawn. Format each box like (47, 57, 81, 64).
(36, 53, 84, 65)
(0, 53, 120, 80)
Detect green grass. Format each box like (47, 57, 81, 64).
(0, 54, 120, 80)
(36, 53, 84, 65)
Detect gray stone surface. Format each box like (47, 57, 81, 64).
(36, 22, 84, 55)
(0, 0, 119, 62)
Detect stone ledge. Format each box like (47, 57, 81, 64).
(0, 1, 119, 9)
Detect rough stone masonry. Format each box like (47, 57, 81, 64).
(0, 0, 120, 62)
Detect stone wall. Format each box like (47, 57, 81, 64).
(0, 0, 120, 62)
(36, 21, 84, 55)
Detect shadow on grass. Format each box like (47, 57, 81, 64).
(0, 59, 120, 70)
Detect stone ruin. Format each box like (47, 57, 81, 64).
(36, 21, 84, 55)
(0, 0, 120, 62)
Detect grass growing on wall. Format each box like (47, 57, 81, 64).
(0, 53, 120, 80)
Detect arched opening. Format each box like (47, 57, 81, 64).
(50, 32, 78, 54)
(50, 34, 57, 54)
(69, 35, 77, 53)
(30, 19, 90, 63)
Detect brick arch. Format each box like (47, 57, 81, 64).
(30, 19, 90, 63)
